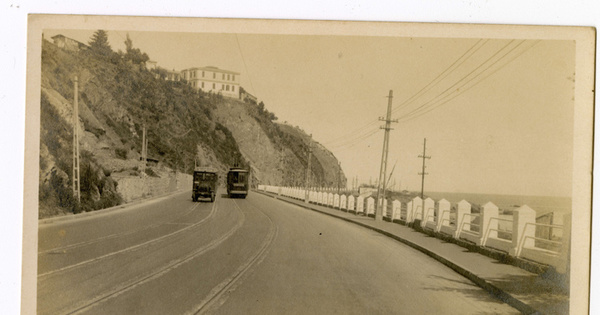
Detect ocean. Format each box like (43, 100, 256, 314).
(424, 191, 572, 217)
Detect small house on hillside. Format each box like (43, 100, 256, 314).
(239, 87, 257, 104)
(51, 34, 88, 52)
(165, 69, 181, 82)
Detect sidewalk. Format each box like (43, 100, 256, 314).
(256, 190, 569, 315)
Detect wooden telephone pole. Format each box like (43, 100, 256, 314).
(418, 138, 431, 221)
(375, 90, 397, 221)
(418, 138, 431, 199)
(72, 76, 81, 203)
(304, 134, 312, 203)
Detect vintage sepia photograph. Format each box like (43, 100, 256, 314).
(23, 15, 594, 314)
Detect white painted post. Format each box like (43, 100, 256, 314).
(367, 197, 375, 216)
(556, 214, 571, 274)
(421, 197, 435, 227)
(436, 199, 451, 232)
(348, 195, 355, 213)
(510, 205, 536, 256)
(328, 193, 334, 207)
(334, 194, 340, 209)
(340, 195, 347, 210)
(455, 200, 472, 239)
(479, 202, 499, 246)
(412, 196, 423, 224)
(406, 200, 414, 223)
(357, 196, 364, 214)
(392, 200, 401, 221)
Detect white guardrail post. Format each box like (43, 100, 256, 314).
(454, 200, 471, 239)
(479, 202, 498, 246)
(436, 199, 451, 232)
(556, 214, 571, 274)
(510, 205, 536, 256)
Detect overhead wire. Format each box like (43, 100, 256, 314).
(397, 39, 520, 120)
(235, 34, 257, 97)
(390, 39, 488, 115)
(323, 39, 488, 148)
(398, 40, 538, 123)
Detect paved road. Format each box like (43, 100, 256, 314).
(38, 191, 518, 314)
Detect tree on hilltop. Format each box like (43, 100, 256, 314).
(88, 30, 113, 57)
(123, 33, 149, 65)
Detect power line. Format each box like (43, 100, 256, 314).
(391, 39, 488, 116)
(327, 127, 380, 150)
(398, 40, 538, 123)
(398, 39, 520, 120)
(235, 34, 256, 97)
(323, 39, 489, 148)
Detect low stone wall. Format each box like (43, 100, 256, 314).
(116, 172, 192, 203)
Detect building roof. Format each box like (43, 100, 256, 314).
(51, 34, 88, 47)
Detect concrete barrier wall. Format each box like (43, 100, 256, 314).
(117, 172, 192, 203)
(258, 185, 571, 274)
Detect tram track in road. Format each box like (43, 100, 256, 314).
(38, 200, 219, 279)
(60, 199, 247, 315)
(39, 201, 202, 256)
(190, 198, 279, 315)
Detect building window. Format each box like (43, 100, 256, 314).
(202, 71, 205, 77)
(202, 82, 205, 88)
(226, 85, 229, 91)
(213, 83, 215, 89)
(232, 86, 235, 92)
(213, 73, 216, 79)
(227, 74, 230, 80)
(222, 74, 225, 80)
(232, 75, 235, 81)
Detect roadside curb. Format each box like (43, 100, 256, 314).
(38, 189, 188, 225)
(255, 190, 539, 314)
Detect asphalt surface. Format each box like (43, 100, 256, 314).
(38, 190, 519, 314)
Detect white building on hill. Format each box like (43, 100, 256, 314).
(180, 66, 240, 98)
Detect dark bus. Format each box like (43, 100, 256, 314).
(192, 168, 218, 202)
(227, 167, 249, 198)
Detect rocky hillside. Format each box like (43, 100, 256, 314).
(39, 32, 345, 218)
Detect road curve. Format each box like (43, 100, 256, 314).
(37, 190, 518, 314)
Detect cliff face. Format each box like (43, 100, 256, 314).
(39, 37, 345, 218)
(212, 100, 346, 188)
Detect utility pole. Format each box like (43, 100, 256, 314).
(418, 138, 431, 221)
(141, 123, 147, 176)
(72, 76, 81, 203)
(375, 90, 397, 221)
(337, 161, 341, 193)
(304, 134, 312, 203)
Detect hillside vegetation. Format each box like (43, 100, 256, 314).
(39, 31, 346, 218)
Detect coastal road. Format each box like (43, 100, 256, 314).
(38, 190, 518, 314)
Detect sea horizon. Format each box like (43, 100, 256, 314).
(422, 191, 572, 216)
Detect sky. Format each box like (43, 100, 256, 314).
(42, 29, 575, 197)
